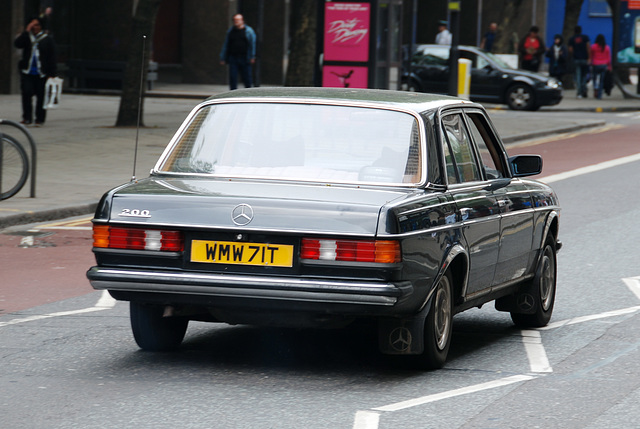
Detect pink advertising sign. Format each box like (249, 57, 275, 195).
(324, 2, 370, 62)
(322, 66, 368, 88)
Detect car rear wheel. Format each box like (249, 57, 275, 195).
(506, 84, 536, 111)
(130, 302, 189, 351)
(419, 271, 453, 369)
(511, 239, 556, 327)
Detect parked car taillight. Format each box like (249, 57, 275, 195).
(93, 225, 184, 252)
(300, 238, 401, 263)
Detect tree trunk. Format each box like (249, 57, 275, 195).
(561, 0, 584, 44)
(492, 0, 526, 55)
(115, 0, 163, 127)
(284, 0, 317, 87)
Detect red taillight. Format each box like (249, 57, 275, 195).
(161, 231, 183, 252)
(92, 225, 184, 252)
(301, 238, 400, 264)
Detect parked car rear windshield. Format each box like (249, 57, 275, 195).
(158, 102, 423, 186)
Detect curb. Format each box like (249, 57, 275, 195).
(501, 120, 607, 144)
(0, 202, 97, 229)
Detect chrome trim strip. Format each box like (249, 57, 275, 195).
(103, 219, 380, 237)
(500, 208, 535, 218)
(92, 248, 182, 258)
(88, 267, 405, 306)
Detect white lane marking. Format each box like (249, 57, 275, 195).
(541, 153, 640, 184)
(372, 374, 535, 413)
(353, 411, 381, 429)
(622, 276, 640, 301)
(539, 305, 640, 331)
(352, 299, 640, 428)
(521, 330, 552, 373)
(0, 291, 116, 328)
(95, 290, 117, 308)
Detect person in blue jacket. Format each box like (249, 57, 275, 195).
(220, 14, 257, 90)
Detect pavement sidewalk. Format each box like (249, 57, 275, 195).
(1, 82, 640, 229)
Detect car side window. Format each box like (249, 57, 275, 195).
(442, 114, 481, 184)
(414, 47, 450, 66)
(460, 51, 490, 70)
(465, 112, 506, 179)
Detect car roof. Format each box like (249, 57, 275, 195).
(205, 87, 477, 113)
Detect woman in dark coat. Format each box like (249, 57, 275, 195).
(546, 34, 568, 84)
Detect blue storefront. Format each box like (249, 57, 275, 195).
(545, 0, 613, 52)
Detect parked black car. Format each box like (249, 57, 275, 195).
(403, 44, 563, 111)
(87, 88, 561, 369)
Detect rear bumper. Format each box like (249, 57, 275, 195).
(87, 266, 413, 310)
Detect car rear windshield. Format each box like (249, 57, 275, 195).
(157, 102, 423, 186)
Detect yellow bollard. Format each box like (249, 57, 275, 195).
(458, 58, 471, 99)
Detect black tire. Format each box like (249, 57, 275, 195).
(506, 84, 536, 111)
(420, 270, 454, 369)
(0, 135, 29, 200)
(130, 302, 189, 351)
(511, 239, 557, 328)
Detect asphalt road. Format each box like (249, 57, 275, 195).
(2, 111, 640, 428)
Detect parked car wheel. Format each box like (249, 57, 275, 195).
(506, 83, 536, 111)
(511, 238, 557, 327)
(420, 270, 454, 369)
(130, 302, 189, 351)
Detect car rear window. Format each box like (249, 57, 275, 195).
(157, 102, 423, 186)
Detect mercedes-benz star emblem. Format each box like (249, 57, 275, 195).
(231, 204, 254, 226)
(517, 293, 535, 311)
(389, 327, 412, 352)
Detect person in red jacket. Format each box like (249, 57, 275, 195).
(519, 26, 545, 72)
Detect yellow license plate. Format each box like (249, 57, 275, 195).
(190, 240, 294, 267)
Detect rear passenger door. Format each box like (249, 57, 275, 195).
(462, 110, 535, 287)
(440, 111, 500, 296)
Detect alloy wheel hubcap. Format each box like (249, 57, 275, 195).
(434, 277, 452, 350)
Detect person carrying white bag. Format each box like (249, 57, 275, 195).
(14, 16, 57, 126)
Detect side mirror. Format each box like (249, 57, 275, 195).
(509, 154, 542, 177)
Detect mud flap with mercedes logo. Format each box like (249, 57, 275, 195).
(377, 300, 432, 355)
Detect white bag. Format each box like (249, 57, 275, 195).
(44, 77, 63, 109)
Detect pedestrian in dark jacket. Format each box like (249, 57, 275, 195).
(568, 26, 591, 98)
(14, 16, 57, 126)
(220, 14, 257, 90)
(546, 34, 568, 84)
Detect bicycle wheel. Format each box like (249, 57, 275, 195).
(0, 134, 29, 200)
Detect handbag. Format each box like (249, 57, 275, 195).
(603, 70, 613, 96)
(44, 77, 63, 109)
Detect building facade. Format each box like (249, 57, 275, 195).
(1, 0, 617, 94)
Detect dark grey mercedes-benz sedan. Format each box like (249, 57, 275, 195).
(87, 88, 561, 369)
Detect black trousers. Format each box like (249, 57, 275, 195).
(20, 73, 47, 124)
